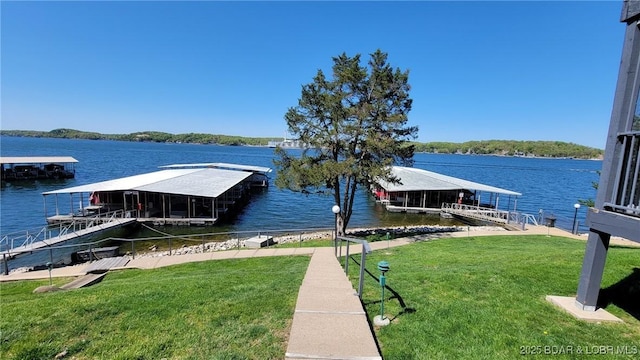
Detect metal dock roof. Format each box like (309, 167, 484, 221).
(42, 168, 253, 198)
(0, 156, 78, 164)
(159, 162, 272, 173)
(378, 166, 521, 196)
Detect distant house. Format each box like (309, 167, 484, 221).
(372, 166, 521, 213)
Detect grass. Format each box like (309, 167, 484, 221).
(272, 238, 332, 248)
(3, 234, 639, 359)
(350, 235, 640, 359)
(0, 256, 310, 360)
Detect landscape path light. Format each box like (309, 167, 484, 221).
(46, 261, 53, 286)
(332, 205, 340, 256)
(573, 203, 581, 235)
(374, 260, 391, 326)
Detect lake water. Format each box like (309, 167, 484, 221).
(0, 136, 601, 236)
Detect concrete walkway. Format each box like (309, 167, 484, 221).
(285, 247, 382, 360)
(2, 225, 637, 360)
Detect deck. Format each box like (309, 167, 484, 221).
(139, 217, 218, 226)
(384, 205, 442, 214)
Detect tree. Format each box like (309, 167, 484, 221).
(579, 170, 600, 208)
(274, 50, 418, 235)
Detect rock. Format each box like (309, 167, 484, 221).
(126, 225, 503, 260)
(33, 285, 61, 293)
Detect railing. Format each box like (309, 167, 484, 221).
(118, 226, 335, 258)
(506, 212, 539, 229)
(335, 236, 372, 299)
(537, 210, 585, 234)
(441, 203, 509, 222)
(1, 226, 339, 274)
(0, 210, 128, 253)
(519, 213, 539, 227)
(441, 203, 538, 229)
(605, 131, 640, 218)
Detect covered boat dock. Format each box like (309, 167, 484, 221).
(372, 166, 522, 214)
(42, 164, 271, 226)
(1, 156, 77, 181)
(158, 162, 271, 188)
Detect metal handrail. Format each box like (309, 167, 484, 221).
(0, 209, 131, 253)
(336, 236, 372, 299)
(0, 226, 340, 275)
(441, 203, 509, 222)
(441, 203, 539, 229)
(519, 213, 539, 226)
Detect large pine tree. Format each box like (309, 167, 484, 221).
(274, 50, 418, 234)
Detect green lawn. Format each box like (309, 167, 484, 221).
(272, 238, 333, 248)
(3, 235, 639, 360)
(351, 235, 640, 359)
(0, 256, 310, 360)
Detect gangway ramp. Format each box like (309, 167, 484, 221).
(59, 273, 107, 290)
(441, 203, 538, 230)
(84, 256, 130, 274)
(1, 218, 136, 257)
(51, 257, 130, 290)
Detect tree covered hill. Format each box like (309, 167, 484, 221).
(0, 128, 280, 146)
(412, 140, 604, 159)
(0, 129, 604, 159)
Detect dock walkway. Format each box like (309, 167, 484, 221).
(441, 203, 538, 229)
(1, 218, 136, 257)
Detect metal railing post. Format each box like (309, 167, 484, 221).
(344, 241, 350, 275)
(338, 236, 372, 299)
(358, 245, 366, 298)
(2, 254, 8, 275)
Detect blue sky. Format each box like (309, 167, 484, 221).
(1, 1, 626, 149)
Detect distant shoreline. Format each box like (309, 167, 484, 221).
(0, 129, 604, 159)
(412, 151, 604, 161)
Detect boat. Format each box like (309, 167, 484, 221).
(42, 163, 75, 179)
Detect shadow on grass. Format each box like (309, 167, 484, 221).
(350, 256, 416, 320)
(598, 267, 640, 321)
